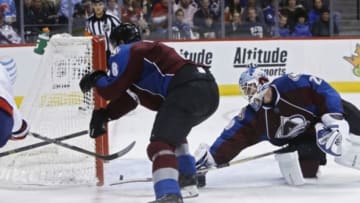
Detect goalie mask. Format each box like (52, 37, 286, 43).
(238, 64, 269, 110)
(110, 23, 141, 47)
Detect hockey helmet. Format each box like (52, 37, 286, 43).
(238, 63, 269, 101)
(110, 23, 141, 46)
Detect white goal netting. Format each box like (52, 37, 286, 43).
(0, 35, 107, 187)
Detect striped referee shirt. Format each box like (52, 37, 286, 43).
(86, 11, 121, 52)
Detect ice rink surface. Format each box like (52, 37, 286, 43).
(1, 94, 360, 203)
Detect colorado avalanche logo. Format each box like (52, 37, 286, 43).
(275, 115, 309, 139)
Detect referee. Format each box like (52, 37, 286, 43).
(86, 0, 121, 59)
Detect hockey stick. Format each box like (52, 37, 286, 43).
(197, 147, 284, 174)
(110, 147, 285, 186)
(31, 132, 136, 161)
(0, 130, 88, 158)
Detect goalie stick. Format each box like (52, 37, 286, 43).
(110, 147, 285, 186)
(0, 130, 88, 158)
(31, 132, 136, 161)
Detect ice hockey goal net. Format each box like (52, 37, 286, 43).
(0, 34, 108, 186)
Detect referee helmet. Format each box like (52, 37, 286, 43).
(110, 23, 141, 46)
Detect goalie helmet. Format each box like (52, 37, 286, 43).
(0, 56, 16, 85)
(238, 63, 269, 102)
(110, 23, 141, 46)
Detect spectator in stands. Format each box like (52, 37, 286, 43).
(173, 0, 198, 28)
(72, 2, 88, 36)
(44, 0, 60, 24)
(271, 14, 291, 37)
(311, 7, 339, 36)
(24, 0, 35, 24)
(141, 0, 151, 22)
(0, 0, 16, 24)
(241, 0, 265, 25)
(262, 0, 277, 35)
(225, 11, 248, 38)
(58, 0, 82, 24)
(172, 8, 192, 39)
(107, 0, 119, 18)
(121, 0, 142, 23)
(0, 5, 20, 44)
(82, 0, 93, 18)
(291, 8, 312, 37)
(23, 0, 38, 42)
(193, 0, 219, 34)
(307, 0, 324, 26)
(280, 0, 306, 31)
(209, 0, 221, 19)
(280, 0, 313, 10)
(197, 13, 218, 39)
(31, 0, 59, 25)
(150, 0, 169, 39)
(121, 0, 150, 38)
(241, 6, 268, 38)
(224, 0, 242, 24)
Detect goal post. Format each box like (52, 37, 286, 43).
(92, 36, 109, 186)
(0, 34, 109, 186)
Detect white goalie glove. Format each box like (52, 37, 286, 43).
(194, 143, 216, 174)
(315, 113, 349, 157)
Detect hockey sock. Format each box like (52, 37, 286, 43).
(175, 143, 196, 176)
(147, 141, 181, 199)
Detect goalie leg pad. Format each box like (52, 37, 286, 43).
(275, 151, 305, 186)
(335, 133, 360, 170)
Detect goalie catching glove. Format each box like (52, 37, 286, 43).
(194, 143, 216, 173)
(79, 71, 107, 93)
(90, 108, 110, 138)
(315, 113, 349, 157)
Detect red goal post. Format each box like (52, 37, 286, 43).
(92, 36, 109, 186)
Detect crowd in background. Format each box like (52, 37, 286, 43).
(0, 0, 343, 44)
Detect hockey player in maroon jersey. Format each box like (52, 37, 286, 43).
(195, 64, 360, 187)
(79, 23, 219, 203)
(0, 56, 29, 148)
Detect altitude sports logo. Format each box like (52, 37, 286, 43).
(343, 44, 360, 77)
(232, 47, 288, 77)
(178, 49, 213, 66)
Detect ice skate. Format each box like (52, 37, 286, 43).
(148, 194, 183, 203)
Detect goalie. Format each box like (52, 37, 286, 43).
(0, 56, 29, 148)
(195, 64, 360, 187)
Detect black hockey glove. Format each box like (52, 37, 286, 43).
(79, 71, 107, 93)
(89, 108, 109, 138)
